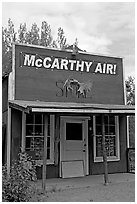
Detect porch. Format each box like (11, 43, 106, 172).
(7, 100, 135, 180)
(30, 173, 135, 202)
(33, 173, 135, 192)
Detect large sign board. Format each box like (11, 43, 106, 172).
(13, 44, 125, 104)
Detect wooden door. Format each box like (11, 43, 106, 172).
(60, 116, 89, 178)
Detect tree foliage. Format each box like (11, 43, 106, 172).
(2, 18, 68, 76)
(40, 21, 53, 47)
(18, 23, 27, 44)
(57, 27, 67, 49)
(125, 76, 135, 148)
(2, 19, 15, 76)
(125, 76, 135, 105)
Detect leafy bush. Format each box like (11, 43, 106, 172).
(2, 151, 37, 202)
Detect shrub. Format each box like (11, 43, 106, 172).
(2, 151, 37, 202)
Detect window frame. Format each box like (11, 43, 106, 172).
(22, 112, 55, 165)
(93, 115, 120, 162)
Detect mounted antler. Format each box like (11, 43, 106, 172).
(63, 78, 93, 98)
(77, 81, 93, 98)
(63, 78, 80, 91)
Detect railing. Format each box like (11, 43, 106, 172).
(127, 148, 135, 173)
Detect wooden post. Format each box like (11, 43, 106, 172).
(42, 114, 48, 191)
(21, 111, 26, 152)
(54, 114, 59, 166)
(102, 114, 109, 185)
(7, 107, 11, 176)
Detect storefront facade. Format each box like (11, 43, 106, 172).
(3, 43, 134, 179)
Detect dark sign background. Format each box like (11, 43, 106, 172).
(14, 44, 125, 105)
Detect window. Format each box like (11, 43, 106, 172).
(93, 115, 120, 162)
(25, 113, 54, 164)
(66, 123, 83, 140)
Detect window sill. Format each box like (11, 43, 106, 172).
(34, 160, 54, 166)
(94, 157, 120, 163)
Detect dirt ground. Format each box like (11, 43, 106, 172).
(30, 173, 135, 202)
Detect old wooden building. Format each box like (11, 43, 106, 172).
(2, 43, 135, 179)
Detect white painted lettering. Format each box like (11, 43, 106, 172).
(51, 58, 60, 69)
(94, 63, 102, 73)
(107, 64, 113, 74)
(23, 54, 117, 75)
(60, 59, 68, 70)
(35, 58, 42, 68)
(43, 57, 51, 68)
(103, 63, 106, 74)
(85, 61, 93, 72)
(69, 60, 76, 70)
(24, 54, 35, 66)
(76, 61, 84, 71)
(113, 64, 117, 74)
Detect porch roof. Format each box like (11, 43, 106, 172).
(9, 100, 135, 115)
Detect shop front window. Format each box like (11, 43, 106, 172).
(93, 115, 120, 162)
(25, 113, 54, 164)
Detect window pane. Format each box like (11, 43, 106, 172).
(26, 114, 33, 124)
(109, 125, 115, 135)
(26, 137, 31, 149)
(104, 116, 108, 124)
(35, 125, 43, 136)
(29, 137, 34, 150)
(96, 136, 102, 157)
(48, 124, 50, 136)
(47, 137, 50, 148)
(96, 125, 102, 135)
(26, 125, 33, 136)
(66, 123, 82, 140)
(109, 136, 116, 156)
(105, 125, 109, 135)
(47, 115, 50, 136)
(48, 115, 50, 125)
(34, 137, 44, 150)
(96, 116, 102, 125)
(105, 136, 109, 156)
(35, 114, 43, 124)
(35, 150, 43, 160)
(47, 149, 50, 160)
(109, 116, 115, 125)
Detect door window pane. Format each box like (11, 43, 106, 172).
(66, 123, 82, 140)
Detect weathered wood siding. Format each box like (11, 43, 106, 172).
(36, 165, 59, 179)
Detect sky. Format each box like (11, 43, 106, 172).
(2, 1, 135, 78)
